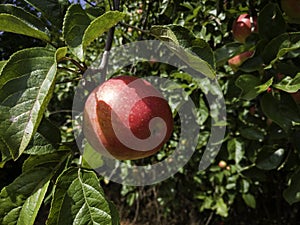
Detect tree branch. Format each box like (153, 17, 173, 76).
(98, 0, 120, 79)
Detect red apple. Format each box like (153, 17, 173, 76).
(232, 14, 258, 43)
(228, 50, 254, 70)
(83, 75, 174, 160)
(281, 0, 300, 19)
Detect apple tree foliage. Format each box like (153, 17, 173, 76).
(0, 0, 299, 224)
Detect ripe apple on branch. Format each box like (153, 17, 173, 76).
(83, 75, 174, 160)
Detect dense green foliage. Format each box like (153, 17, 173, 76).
(0, 0, 300, 224)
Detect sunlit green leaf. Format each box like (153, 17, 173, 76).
(82, 11, 126, 50)
(0, 4, 50, 42)
(150, 25, 215, 79)
(47, 168, 113, 225)
(274, 73, 300, 93)
(0, 47, 58, 159)
(214, 197, 228, 217)
(0, 61, 6, 72)
(227, 138, 243, 165)
(17, 179, 50, 225)
(63, 4, 91, 61)
(82, 142, 103, 169)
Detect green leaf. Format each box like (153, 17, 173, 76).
(240, 127, 265, 141)
(108, 201, 120, 225)
(255, 147, 285, 170)
(55, 47, 68, 61)
(235, 75, 272, 100)
(150, 25, 216, 79)
(197, 95, 209, 125)
(63, 5, 125, 61)
(0, 4, 50, 42)
(235, 75, 261, 100)
(63, 4, 91, 60)
(258, 3, 286, 41)
(0, 47, 58, 159)
(82, 11, 126, 50)
(262, 33, 290, 64)
(0, 138, 11, 168)
(86, 6, 106, 20)
(242, 193, 256, 208)
(17, 179, 50, 225)
(239, 54, 264, 73)
(227, 138, 243, 165)
(283, 168, 300, 204)
(0, 149, 69, 224)
(261, 32, 300, 67)
(0, 61, 7, 72)
(22, 150, 70, 172)
(24, 132, 58, 155)
(214, 197, 228, 217)
(255, 77, 273, 93)
(279, 93, 300, 122)
(268, 33, 300, 67)
(24, 0, 70, 28)
(37, 117, 62, 145)
(47, 168, 113, 225)
(82, 142, 103, 169)
(0, 167, 52, 225)
(260, 93, 292, 132)
(214, 42, 243, 67)
(273, 73, 300, 93)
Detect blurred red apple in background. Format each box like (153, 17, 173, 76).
(232, 14, 258, 43)
(83, 75, 174, 160)
(228, 50, 255, 70)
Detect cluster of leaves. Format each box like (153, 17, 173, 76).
(0, 0, 124, 224)
(0, 0, 300, 225)
(111, 0, 300, 224)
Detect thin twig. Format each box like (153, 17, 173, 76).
(97, 0, 120, 79)
(83, 0, 96, 7)
(204, 212, 214, 225)
(138, 1, 152, 40)
(59, 57, 87, 73)
(57, 66, 82, 74)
